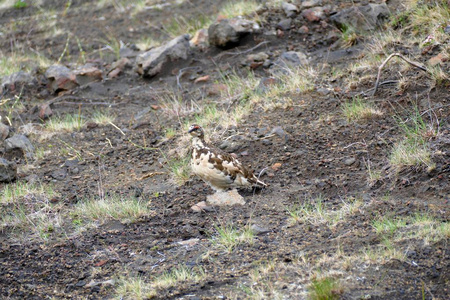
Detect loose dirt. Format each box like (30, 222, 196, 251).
(0, 0, 448, 299)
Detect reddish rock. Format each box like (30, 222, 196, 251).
(194, 75, 210, 83)
(271, 162, 282, 171)
(45, 65, 78, 94)
(108, 58, 131, 78)
(302, 7, 325, 22)
(107, 68, 121, 79)
(207, 83, 227, 96)
(299, 25, 309, 34)
(39, 103, 53, 120)
(428, 53, 446, 66)
(1, 71, 35, 95)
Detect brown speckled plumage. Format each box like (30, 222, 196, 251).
(188, 124, 266, 191)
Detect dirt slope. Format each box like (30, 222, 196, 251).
(0, 0, 449, 299)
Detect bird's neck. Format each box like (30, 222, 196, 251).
(192, 136, 207, 149)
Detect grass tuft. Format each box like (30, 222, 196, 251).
(166, 155, 191, 185)
(91, 109, 116, 125)
(372, 213, 449, 246)
(340, 24, 359, 48)
(288, 196, 362, 227)
(73, 195, 151, 225)
(115, 275, 156, 300)
(342, 97, 383, 122)
(0, 52, 52, 77)
(115, 266, 205, 299)
(211, 224, 255, 253)
(0, 181, 60, 240)
(389, 111, 436, 170)
(152, 265, 206, 290)
(308, 277, 342, 300)
(46, 113, 86, 132)
(219, 0, 260, 19)
(163, 15, 214, 38)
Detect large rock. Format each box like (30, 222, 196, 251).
(4, 134, 35, 159)
(208, 18, 260, 48)
(1, 71, 35, 94)
(45, 65, 78, 93)
(330, 3, 390, 31)
(136, 35, 190, 77)
(0, 158, 17, 183)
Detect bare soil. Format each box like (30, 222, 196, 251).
(0, 0, 449, 299)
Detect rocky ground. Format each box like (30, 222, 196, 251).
(0, 0, 449, 299)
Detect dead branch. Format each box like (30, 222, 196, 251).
(371, 53, 428, 97)
(53, 101, 120, 106)
(216, 41, 270, 58)
(358, 80, 398, 97)
(177, 67, 201, 90)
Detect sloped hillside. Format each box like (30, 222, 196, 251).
(0, 0, 448, 299)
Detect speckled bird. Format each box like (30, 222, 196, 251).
(188, 124, 266, 191)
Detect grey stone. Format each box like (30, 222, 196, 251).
(1, 71, 35, 94)
(51, 169, 67, 181)
(344, 157, 356, 166)
(317, 87, 331, 95)
(38, 103, 53, 120)
(136, 35, 190, 77)
(271, 51, 309, 74)
(24, 173, 39, 184)
(277, 18, 292, 31)
(45, 65, 78, 93)
(282, 2, 298, 17)
(255, 77, 281, 93)
(208, 18, 260, 48)
(0, 123, 10, 141)
(5, 134, 35, 158)
(301, 0, 322, 9)
(246, 52, 269, 62)
(271, 126, 287, 137)
(251, 224, 271, 235)
(0, 158, 17, 182)
(330, 3, 390, 31)
(444, 25, 450, 34)
(219, 140, 241, 152)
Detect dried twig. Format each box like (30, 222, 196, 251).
(176, 67, 201, 90)
(216, 41, 269, 58)
(54, 101, 120, 106)
(371, 53, 428, 97)
(358, 80, 398, 97)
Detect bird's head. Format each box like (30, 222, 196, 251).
(188, 124, 204, 139)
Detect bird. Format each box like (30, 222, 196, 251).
(188, 124, 266, 191)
